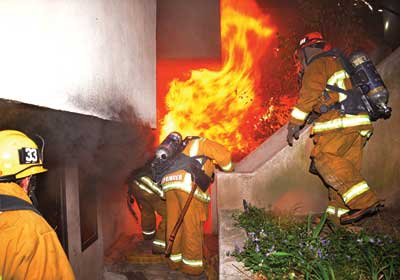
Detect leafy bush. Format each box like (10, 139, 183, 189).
(231, 205, 400, 280)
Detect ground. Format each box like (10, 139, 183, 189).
(104, 204, 400, 280)
(359, 204, 400, 239)
(105, 234, 218, 280)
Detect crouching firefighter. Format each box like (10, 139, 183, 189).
(287, 32, 390, 225)
(151, 132, 233, 276)
(0, 130, 75, 280)
(127, 162, 166, 254)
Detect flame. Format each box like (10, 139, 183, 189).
(159, 0, 277, 159)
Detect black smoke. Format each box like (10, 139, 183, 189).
(0, 98, 155, 192)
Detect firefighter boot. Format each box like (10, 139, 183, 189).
(340, 200, 384, 225)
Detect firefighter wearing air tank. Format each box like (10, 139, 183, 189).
(127, 163, 166, 254)
(287, 32, 390, 225)
(152, 132, 233, 276)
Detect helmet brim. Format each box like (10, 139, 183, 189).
(16, 165, 48, 179)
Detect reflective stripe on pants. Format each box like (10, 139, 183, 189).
(312, 130, 378, 210)
(131, 180, 166, 242)
(326, 205, 349, 217)
(166, 189, 208, 276)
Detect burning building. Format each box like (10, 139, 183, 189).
(157, 0, 297, 161)
(1, 0, 399, 279)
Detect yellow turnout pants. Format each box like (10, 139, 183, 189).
(311, 130, 378, 216)
(165, 189, 208, 276)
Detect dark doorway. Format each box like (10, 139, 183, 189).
(79, 168, 99, 252)
(36, 167, 69, 255)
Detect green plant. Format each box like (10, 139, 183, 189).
(231, 205, 400, 280)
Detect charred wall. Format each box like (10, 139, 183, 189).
(0, 0, 157, 279)
(0, 0, 156, 126)
(0, 99, 154, 279)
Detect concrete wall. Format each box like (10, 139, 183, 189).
(363, 47, 400, 205)
(217, 126, 324, 279)
(0, 0, 156, 126)
(216, 125, 325, 214)
(382, 0, 400, 49)
(66, 166, 104, 280)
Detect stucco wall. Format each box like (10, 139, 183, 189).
(0, 0, 156, 126)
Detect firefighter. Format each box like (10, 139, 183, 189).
(287, 32, 383, 225)
(154, 132, 233, 276)
(127, 163, 166, 254)
(0, 130, 75, 280)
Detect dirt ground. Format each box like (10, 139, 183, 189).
(358, 204, 400, 239)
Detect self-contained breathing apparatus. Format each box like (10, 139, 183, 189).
(309, 49, 392, 121)
(151, 132, 212, 192)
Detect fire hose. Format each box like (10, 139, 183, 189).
(165, 182, 197, 257)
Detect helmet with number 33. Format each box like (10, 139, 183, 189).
(0, 130, 47, 182)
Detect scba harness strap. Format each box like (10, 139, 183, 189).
(308, 48, 390, 121)
(0, 194, 42, 216)
(308, 49, 368, 116)
(320, 84, 367, 116)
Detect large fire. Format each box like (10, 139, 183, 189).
(158, 0, 295, 160)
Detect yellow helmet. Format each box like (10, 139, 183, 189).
(0, 130, 47, 182)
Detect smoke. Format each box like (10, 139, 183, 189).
(0, 97, 155, 193)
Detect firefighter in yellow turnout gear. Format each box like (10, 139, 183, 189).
(127, 164, 166, 254)
(0, 130, 75, 280)
(287, 32, 383, 225)
(154, 133, 233, 276)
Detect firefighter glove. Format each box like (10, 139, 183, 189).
(287, 123, 301, 146)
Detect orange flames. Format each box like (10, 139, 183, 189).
(159, 0, 278, 159)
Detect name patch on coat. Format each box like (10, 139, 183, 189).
(162, 174, 183, 184)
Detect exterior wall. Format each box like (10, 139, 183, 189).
(216, 125, 325, 213)
(0, 0, 156, 126)
(66, 166, 104, 280)
(362, 47, 400, 205)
